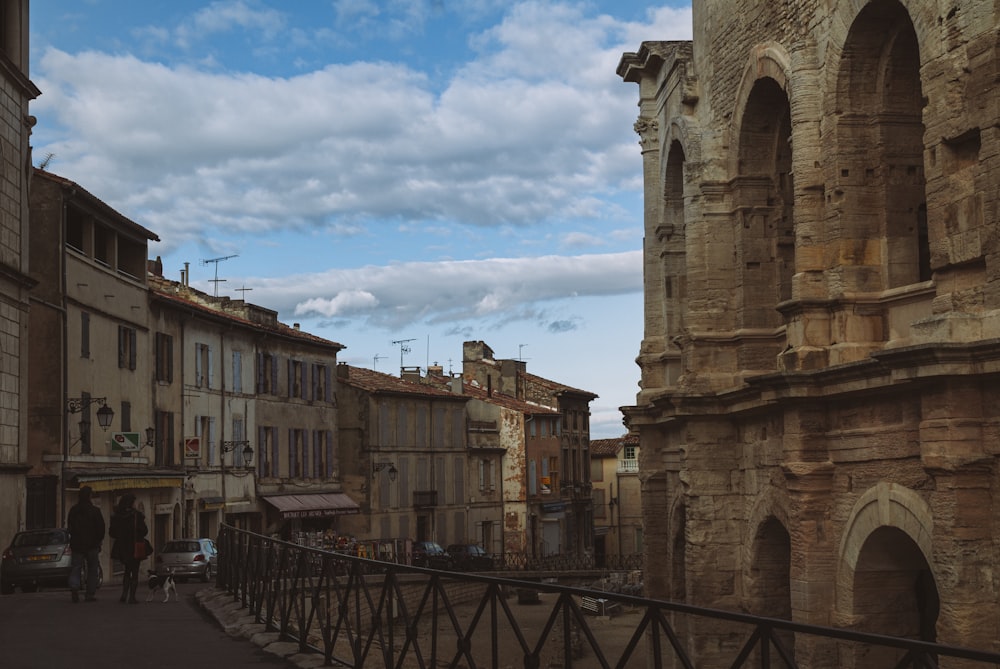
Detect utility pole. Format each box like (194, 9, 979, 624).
(201, 254, 239, 297)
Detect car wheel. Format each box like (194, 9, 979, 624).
(201, 564, 212, 583)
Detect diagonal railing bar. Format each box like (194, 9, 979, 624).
(216, 526, 1000, 669)
(768, 626, 798, 669)
(729, 627, 764, 669)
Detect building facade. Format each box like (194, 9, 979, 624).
(590, 434, 641, 566)
(149, 270, 348, 544)
(461, 341, 597, 558)
(0, 0, 40, 544)
(28, 169, 170, 582)
(620, 0, 1000, 665)
(336, 364, 470, 551)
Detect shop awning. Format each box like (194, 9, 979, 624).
(200, 496, 226, 510)
(262, 493, 360, 519)
(69, 473, 185, 493)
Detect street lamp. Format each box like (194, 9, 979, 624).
(372, 461, 398, 482)
(66, 397, 115, 430)
(222, 440, 254, 469)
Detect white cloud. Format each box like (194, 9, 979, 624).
(238, 251, 644, 330)
(31, 2, 683, 253)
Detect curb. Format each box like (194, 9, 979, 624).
(195, 587, 327, 668)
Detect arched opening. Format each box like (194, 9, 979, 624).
(836, 0, 929, 291)
(735, 76, 794, 328)
(662, 140, 687, 386)
(851, 526, 938, 667)
(748, 517, 794, 661)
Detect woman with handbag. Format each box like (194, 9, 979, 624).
(109, 492, 148, 604)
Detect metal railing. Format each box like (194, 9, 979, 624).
(216, 525, 1000, 668)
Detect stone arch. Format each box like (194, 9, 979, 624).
(826, 0, 944, 76)
(666, 489, 688, 603)
(742, 489, 794, 659)
(830, 0, 931, 291)
(729, 46, 796, 332)
(836, 482, 938, 666)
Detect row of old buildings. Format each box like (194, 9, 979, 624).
(18, 165, 610, 576)
(0, 1, 644, 584)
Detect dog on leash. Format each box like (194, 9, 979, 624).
(146, 570, 177, 602)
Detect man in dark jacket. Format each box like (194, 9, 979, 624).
(66, 485, 105, 602)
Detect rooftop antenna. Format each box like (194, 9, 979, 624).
(518, 344, 529, 361)
(392, 338, 417, 374)
(201, 254, 238, 297)
(373, 354, 385, 370)
(235, 285, 253, 300)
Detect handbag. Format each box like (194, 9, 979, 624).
(134, 538, 153, 559)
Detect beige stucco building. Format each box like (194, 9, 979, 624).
(0, 0, 40, 544)
(590, 434, 641, 566)
(28, 169, 166, 582)
(620, 0, 1000, 665)
(149, 270, 346, 543)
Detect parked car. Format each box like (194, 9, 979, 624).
(446, 544, 493, 571)
(1, 528, 102, 594)
(410, 541, 453, 569)
(155, 538, 218, 582)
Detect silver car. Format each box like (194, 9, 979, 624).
(154, 538, 218, 582)
(1, 528, 102, 594)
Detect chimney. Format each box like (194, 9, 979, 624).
(450, 375, 463, 395)
(336, 362, 350, 380)
(401, 366, 422, 382)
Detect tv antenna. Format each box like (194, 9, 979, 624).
(201, 254, 238, 296)
(373, 354, 385, 370)
(392, 338, 417, 373)
(517, 344, 529, 361)
(235, 285, 253, 300)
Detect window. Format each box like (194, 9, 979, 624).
(230, 418, 247, 468)
(288, 428, 306, 477)
(117, 326, 136, 370)
(195, 343, 213, 388)
(231, 350, 242, 393)
(81, 312, 90, 358)
(478, 458, 496, 492)
(256, 426, 280, 478)
(120, 401, 131, 432)
(196, 416, 216, 467)
(312, 363, 329, 402)
(528, 459, 537, 496)
(289, 360, 304, 399)
(155, 410, 174, 467)
(548, 456, 559, 492)
(155, 333, 173, 382)
(257, 353, 279, 394)
(624, 445, 637, 461)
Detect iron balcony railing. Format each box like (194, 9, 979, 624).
(216, 525, 1000, 669)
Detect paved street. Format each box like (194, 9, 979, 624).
(0, 583, 295, 669)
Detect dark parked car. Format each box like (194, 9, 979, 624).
(446, 544, 493, 571)
(1, 528, 102, 594)
(410, 541, 453, 569)
(155, 538, 218, 582)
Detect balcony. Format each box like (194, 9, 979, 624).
(618, 459, 638, 474)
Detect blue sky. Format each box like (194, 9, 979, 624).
(29, 1, 693, 438)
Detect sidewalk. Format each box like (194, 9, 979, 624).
(0, 582, 325, 669)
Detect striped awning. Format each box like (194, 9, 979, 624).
(262, 493, 360, 519)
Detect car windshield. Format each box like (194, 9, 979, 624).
(13, 530, 67, 547)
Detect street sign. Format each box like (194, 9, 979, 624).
(110, 432, 141, 452)
(184, 437, 201, 458)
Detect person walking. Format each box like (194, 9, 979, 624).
(109, 493, 148, 604)
(66, 485, 106, 603)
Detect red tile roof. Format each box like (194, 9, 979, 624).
(338, 365, 466, 399)
(150, 281, 343, 350)
(590, 434, 638, 457)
